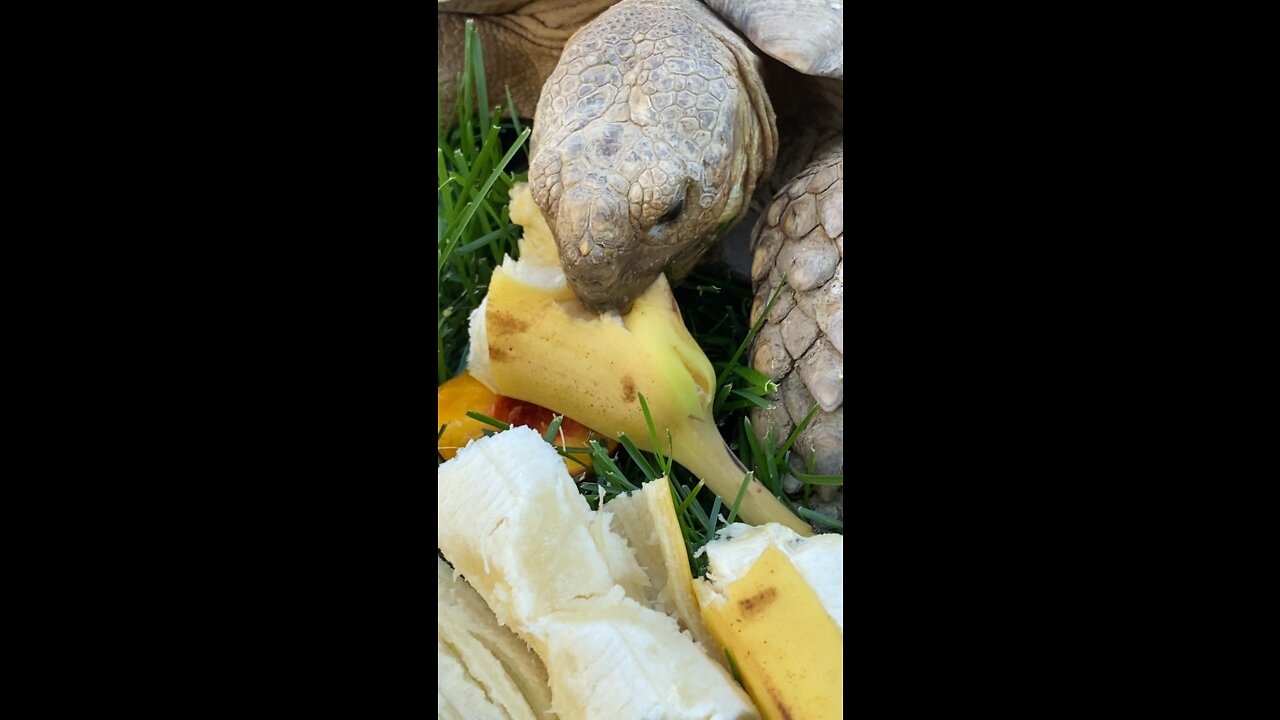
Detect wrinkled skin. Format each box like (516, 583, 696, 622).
(437, 1, 617, 123)
(528, 0, 776, 312)
(749, 140, 843, 496)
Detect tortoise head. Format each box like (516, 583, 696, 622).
(528, 0, 775, 313)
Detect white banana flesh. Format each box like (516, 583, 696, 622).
(437, 558, 555, 720)
(438, 426, 759, 720)
(437, 423, 617, 628)
(467, 184, 810, 536)
(438, 637, 508, 720)
(535, 592, 750, 720)
(604, 479, 719, 657)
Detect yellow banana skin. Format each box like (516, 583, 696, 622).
(696, 544, 843, 720)
(475, 185, 810, 535)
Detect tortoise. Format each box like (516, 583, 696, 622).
(438, 0, 845, 512)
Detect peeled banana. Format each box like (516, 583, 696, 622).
(603, 477, 718, 656)
(693, 524, 844, 720)
(437, 558, 555, 720)
(437, 426, 759, 720)
(467, 184, 810, 536)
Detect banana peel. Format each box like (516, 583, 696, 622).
(468, 184, 810, 536)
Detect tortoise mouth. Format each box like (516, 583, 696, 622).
(561, 256, 653, 315)
(563, 262, 642, 314)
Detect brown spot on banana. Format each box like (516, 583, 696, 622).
(489, 311, 530, 334)
(621, 375, 637, 403)
(767, 685, 796, 720)
(738, 586, 777, 615)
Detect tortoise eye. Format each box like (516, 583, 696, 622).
(658, 195, 684, 225)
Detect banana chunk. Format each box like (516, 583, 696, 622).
(604, 479, 718, 657)
(438, 427, 758, 720)
(437, 558, 555, 720)
(693, 524, 844, 720)
(698, 523, 843, 632)
(468, 183, 810, 535)
(535, 593, 757, 720)
(437, 425, 617, 629)
(438, 636, 508, 720)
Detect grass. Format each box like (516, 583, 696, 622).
(438, 20, 530, 385)
(438, 21, 842, 573)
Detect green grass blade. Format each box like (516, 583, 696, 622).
(542, 415, 565, 444)
(729, 364, 776, 391)
(729, 389, 775, 410)
(775, 401, 820, 463)
(505, 86, 524, 136)
(797, 506, 842, 531)
(741, 416, 764, 474)
(616, 433, 658, 482)
(453, 226, 510, 255)
(465, 411, 510, 431)
(761, 427, 779, 495)
(705, 495, 723, 538)
(674, 478, 705, 515)
(458, 22, 476, 153)
(469, 22, 490, 132)
(794, 471, 844, 485)
(714, 274, 787, 391)
(556, 447, 591, 470)
(439, 128, 531, 272)
(589, 440, 637, 493)
(638, 392, 670, 474)
(724, 470, 752, 525)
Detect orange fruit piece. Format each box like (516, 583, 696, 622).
(438, 372, 617, 477)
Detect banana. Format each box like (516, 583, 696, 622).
(437, 558, 555, 720)
(693, 524, 845, 720)
(437, 426, 759, 720)
(438, 637, 507, 720)
(604, 478, 718, 657)
(535, 593, 754, 720)
(467, 184, 810, 535)
(437, 425, 619, 630)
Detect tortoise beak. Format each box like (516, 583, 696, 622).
(554, 188, 637, 313)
